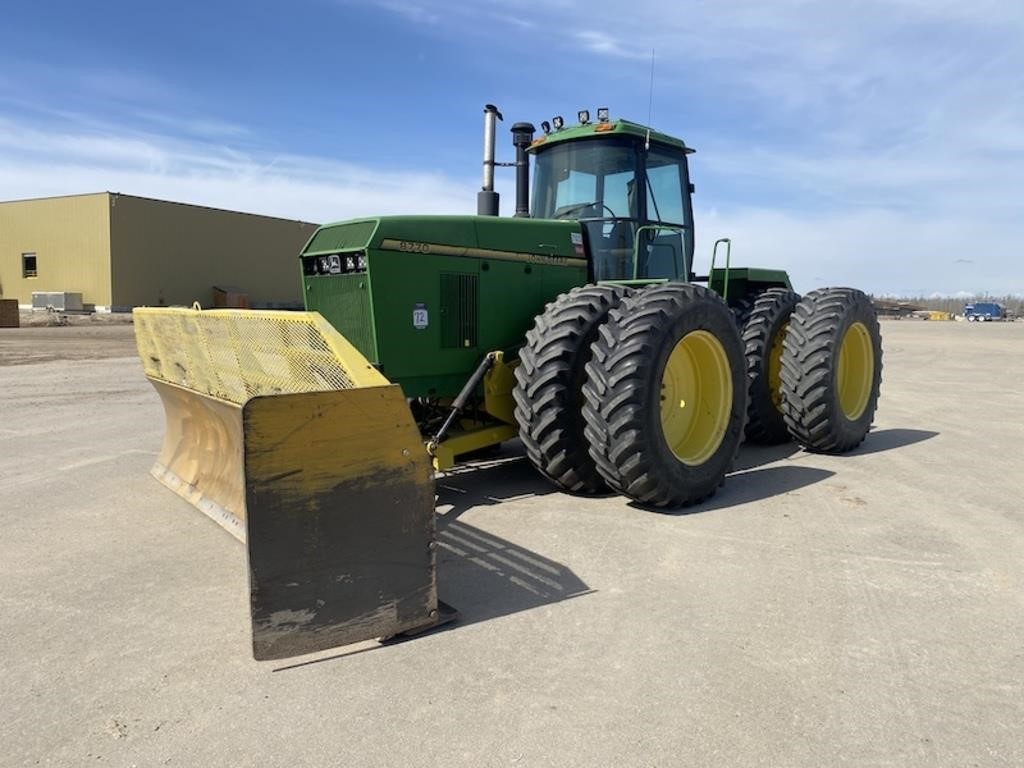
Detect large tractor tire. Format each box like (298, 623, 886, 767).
(780, 288, 882, 453)
(741, 288, 801, 444)
(729, 292, 758, 328)
(581, 284, 746, 508)
(514, 284, 630, 494)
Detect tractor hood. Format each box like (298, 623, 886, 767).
(302, 215, 584, 262)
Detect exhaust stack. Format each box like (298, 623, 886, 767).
(511, 122, 535, 218)
(477, 104, 502, 216)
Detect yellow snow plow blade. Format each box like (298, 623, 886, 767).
(134, 307, 436, 661)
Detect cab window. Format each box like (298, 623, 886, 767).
(532, 140, 637, 220)
(644, 149, 686, 225)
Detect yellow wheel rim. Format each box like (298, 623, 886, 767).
(659, 330, 733, 465)
(836, 322, 874, 420)
(768, 322, 788, 413)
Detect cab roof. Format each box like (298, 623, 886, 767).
(527, 118, 694, 154)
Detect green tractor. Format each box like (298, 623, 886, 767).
(134, 105, 882, 660)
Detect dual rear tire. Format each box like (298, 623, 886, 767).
(517, 284, 745, 508)
(780, 288, 882, 452)
(740, 288, 801, 444)
(739, 287, 883, 453)
(582, 284, 746, 507)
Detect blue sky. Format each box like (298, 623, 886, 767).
(1, 0, 1021, 296)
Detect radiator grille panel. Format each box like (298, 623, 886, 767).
(439, 273, 479, 349)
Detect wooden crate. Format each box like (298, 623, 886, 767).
(0, 299, 19, 328)
(212, 286, 249, 309)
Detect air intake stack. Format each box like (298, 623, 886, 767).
(510, 122, 535, 218)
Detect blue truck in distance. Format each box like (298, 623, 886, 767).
(964, 302, 1007, 321)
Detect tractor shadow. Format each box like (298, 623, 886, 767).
(408, 429, 942, 632)
(732, 441, 801, 472)
(846, 427, 939, 455)
(729, 427, 937, 472)
(629, 428, 940, 516)
(625, 464, 838, 516)
(434, 440, 560, 522)
(433, 519, 593, 629)
(696, 465, 836, 514)
(623, 441, 825, 516)
(431, 443, 593, 629)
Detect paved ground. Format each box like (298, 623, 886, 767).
(2, 321, 1022, 767)
(0, 321, 135, 366)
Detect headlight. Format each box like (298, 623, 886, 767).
(307, 251, 367, 276)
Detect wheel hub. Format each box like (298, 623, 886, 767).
(659, 330, 732, 465)
(836, 321, 874, 420)
(768, 322, 789, 412)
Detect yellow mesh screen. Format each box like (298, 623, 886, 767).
(133, 307, 388, 404)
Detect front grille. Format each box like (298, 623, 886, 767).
(439, 272, 479, 349)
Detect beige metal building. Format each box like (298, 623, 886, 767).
(0, 193, 318, 310)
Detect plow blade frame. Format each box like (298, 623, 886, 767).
(136, 307, 437, 660)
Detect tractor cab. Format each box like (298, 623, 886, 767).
(528, 119, 695, 283)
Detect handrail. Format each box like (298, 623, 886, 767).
(710, 238, 733, 301)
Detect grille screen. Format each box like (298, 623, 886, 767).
(439, 273, 479, 349)
(133, 306, 388, 404)
(304, 221, 377, 254)
(306, 274, 377, 362)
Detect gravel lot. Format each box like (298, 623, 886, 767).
(1, 320, 1022, 767)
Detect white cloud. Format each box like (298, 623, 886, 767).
(574, 31, 647, 59)
(695, 205, 1023, 297)
(132, 110, 250, 139)
(487, 12, 534, 29)
(370, 0, 542, 29)
(0, 117, 477, 223)
(379, 1, 440, 25)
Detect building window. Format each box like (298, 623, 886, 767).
(22, 253, 38, 278)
